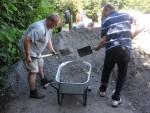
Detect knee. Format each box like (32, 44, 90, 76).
(38, 58, 44, 66)
(29, 72, 37, 76)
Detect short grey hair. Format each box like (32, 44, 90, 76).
(46, 13, 60, 21)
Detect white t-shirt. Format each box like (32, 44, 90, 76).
(19, 19, 52, 57)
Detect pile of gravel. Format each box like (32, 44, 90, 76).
(60, 61, 90, 83)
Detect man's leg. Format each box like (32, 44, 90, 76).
(25, 58, 45, 99)
(112, 48, 130, 101)
(100, 52, 115, 93)
(38, 58, 53, 87)
(38, 58, 45, 80)
(28, 72, 36, 90)
(28, 72, 44, 99)
(112, 60, 129, 101)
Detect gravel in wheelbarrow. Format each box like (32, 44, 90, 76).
(60, 61, 90, 83)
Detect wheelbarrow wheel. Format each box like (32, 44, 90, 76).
(83, 88, 88, 106)
(57, 91, 63, 105)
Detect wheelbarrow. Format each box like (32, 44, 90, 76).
(50, 61, 92, 106)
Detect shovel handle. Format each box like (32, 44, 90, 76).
(40, 54, 54, 58)
(32, 54, 54, 58)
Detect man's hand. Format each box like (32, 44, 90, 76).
(131, 24, 144, 38)
(93, 36, 107, 51)
(51, 50, 57, 55)
(47, 39, 58, 55)
(25, 56, 32, 64)
(51, 50, 59, 56)
(92, 46, 100, 51)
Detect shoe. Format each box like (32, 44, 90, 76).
(87, 86, 92, 92)
(112, 98, 122, 107)
(99, 91, 106, 97)
(99, 85, 107, 97)
(30, 90, 45, 99)
(41, 78, 54, 89)
(99, 88, 106, 97)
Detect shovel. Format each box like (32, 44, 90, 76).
(59, 48, 72, 56)
(77, 34, 97, 57)
(34, 48, 72, 58)
(78, 46, 93, 57)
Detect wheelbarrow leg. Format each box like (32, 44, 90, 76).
(57, 90, 63, 105)
(83, 88, 88, 106)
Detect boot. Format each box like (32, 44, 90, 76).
(30, 90, 45, 99)
(41, 78, 54, 88)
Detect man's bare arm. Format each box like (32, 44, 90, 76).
(93, 36, 107, 51)
(131, 28, 143, 39)
(131, 24, 144, 39)
(47, 38, 56, 54)
(24, 37, 32, 63)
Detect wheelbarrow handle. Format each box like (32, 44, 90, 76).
(43, 81, 59, 91)
(50, 83, 59, 91)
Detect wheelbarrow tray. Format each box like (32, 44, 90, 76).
(55, 61, 92, 94)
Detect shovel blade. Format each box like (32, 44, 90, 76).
(59, 48, 72, 56)
(78, 46, 93, 57)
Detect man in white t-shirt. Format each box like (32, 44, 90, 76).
(73, 16, 94, 29)
(19, 13, 60, 99)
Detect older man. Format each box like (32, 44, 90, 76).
(94, 4, 134, 107)
(19, 13, 60, 99)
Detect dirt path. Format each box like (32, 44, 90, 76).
(4, 28, 150, 113)
(5, 60, 135, 113)
(5, 76, 135, 113)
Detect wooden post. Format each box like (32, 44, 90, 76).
(69, 15, 73, 31)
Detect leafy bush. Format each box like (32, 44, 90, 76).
(101, 0, 150, 13)
(51, 0, 79, 21)
(101, 0, 127, 9)
(0, 0, 45, 87)
(83, 0, 101, 21)
(35, 0, 56, 20)
(0, 26, 21, 65)
(0, 0, 43, 66)
(124, 0, 150, 13)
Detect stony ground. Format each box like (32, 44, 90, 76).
(1, 28, 150, 113)
(60, 61, 89, 83)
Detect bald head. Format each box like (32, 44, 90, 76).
(102, 4, 115, 19)
(46, 13, 60, 29)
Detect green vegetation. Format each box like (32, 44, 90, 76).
(0, 0, 150, 87)
(0, 0, 50, 87)
(125, 0, 150, 13)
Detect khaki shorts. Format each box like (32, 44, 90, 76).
(24, 57, 44, 73)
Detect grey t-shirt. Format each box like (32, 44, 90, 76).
(19, 19, 52, 57)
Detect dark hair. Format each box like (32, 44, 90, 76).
(103, 3, 115, 11)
